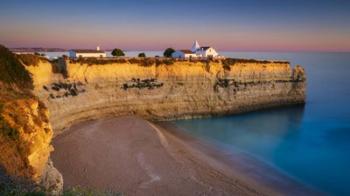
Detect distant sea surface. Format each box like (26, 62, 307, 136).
(43, 51, 350, 195)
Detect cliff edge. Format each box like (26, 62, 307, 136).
(0, 45, 62, 195)
(27, 58, 306, 134)
(0, 44, 305, 194)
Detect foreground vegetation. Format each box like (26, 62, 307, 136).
(69, 57, 176, 66)
(17, 54, 47, 67)
(0, 182, 122, 196)
(0, 45, 34, 89)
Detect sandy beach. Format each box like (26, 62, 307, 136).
(51, 116, 317, 196)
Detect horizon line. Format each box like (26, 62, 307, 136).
(7, 46, 350, 53)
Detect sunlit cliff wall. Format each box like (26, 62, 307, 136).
(0, 50, 305, 194)
(27, 59, 306, 135)
(0, 47, 62, 195)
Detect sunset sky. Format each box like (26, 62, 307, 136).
(0, 0, 349, 52)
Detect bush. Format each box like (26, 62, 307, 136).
(62, 186, 121, 196)
(69, 56, 175, 67)
(222, 58, 288, 66)
(111, 48, 125, 57)
(16, 54, 45, 66)
(163, 48, 175, 58)
(138, 53, 146, 58)
(223, 64, 231, 71)
(155, 58, 174, 66)
(128, 58, 139, 64)
(70, 57, 128, 65)
(139, 58, 155, 66)
(0, 182, 121, 196)
(0, 45, 33, 89)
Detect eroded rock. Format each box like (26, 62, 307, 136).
(0, 99, 63, 194)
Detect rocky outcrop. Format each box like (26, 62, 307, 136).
(0, 46, 62, 195)
(0, 96, 62, 194)
(40, 159, 63, 195)
(0, 99, 52, 182)
(27, 59, 306, 135)
(0, 48, 306, 194)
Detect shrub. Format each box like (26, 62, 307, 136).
(155, 58, 174, 66)
(68, 56, 175, 67)
(128, 58, 139, 64)
(62, 186, 121, 196)
(139, 58, 155, 66)
(70, 57, 128, 65)
(16, 54, 45, 66)
(138, 52, 146, 58)
(163, 58, 174, 65)
(223, 64, 231, 71)
(0, 45, 33, 89)
(222, 58, 288, 66)
(163, 48, 175, 58)
(111, 48, 125, 57)
(0, 182, 121, 196)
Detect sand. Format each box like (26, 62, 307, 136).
(51, 116, 318, 196)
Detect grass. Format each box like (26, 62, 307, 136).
(0, 183, 122, 196)
(62, 187, 122, 196)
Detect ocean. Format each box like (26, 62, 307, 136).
(174, 52, 350, 195)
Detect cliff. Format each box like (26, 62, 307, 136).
(0, 88, 63, 195)
(0, 46, 306, 194)
(0, 46, 62, 195)
(27, 58, 306, 135)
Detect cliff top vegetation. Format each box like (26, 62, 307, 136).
(68, 56, 289, 69)
(0, 45, 33, 89)
(17, 54, 47, 67)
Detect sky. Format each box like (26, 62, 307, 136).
(0, 0, 350, 52)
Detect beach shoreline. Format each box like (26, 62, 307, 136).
(155, 121, 322, 196)
(51, 116, 318, 195)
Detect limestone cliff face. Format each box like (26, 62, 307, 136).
(0, 98, 52, 181)
(0, 47, 63, 194)
(0, 96, 63, 194)
(27, 60, 306, 134)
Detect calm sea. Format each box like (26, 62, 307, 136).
(174, 52, 350, 195)
(43, 51, 350, 195)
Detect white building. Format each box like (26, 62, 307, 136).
(192, 41, 219, 58)
(69, 46, 107, 58)
(172, 50, 197, 59)
(173, 41, 219, 59)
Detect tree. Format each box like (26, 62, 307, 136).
(163, 48, 175, 58)
(138, 52, 146, 58)
(111, 48, 125, 57)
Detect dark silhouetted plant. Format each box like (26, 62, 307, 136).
(111, 48, 125, 57)
(163, 48, 175, 58)
(138, 53, 146, 58)
(0, 45, 33, 89)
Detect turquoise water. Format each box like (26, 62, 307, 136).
(175, 52, 350, 196)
